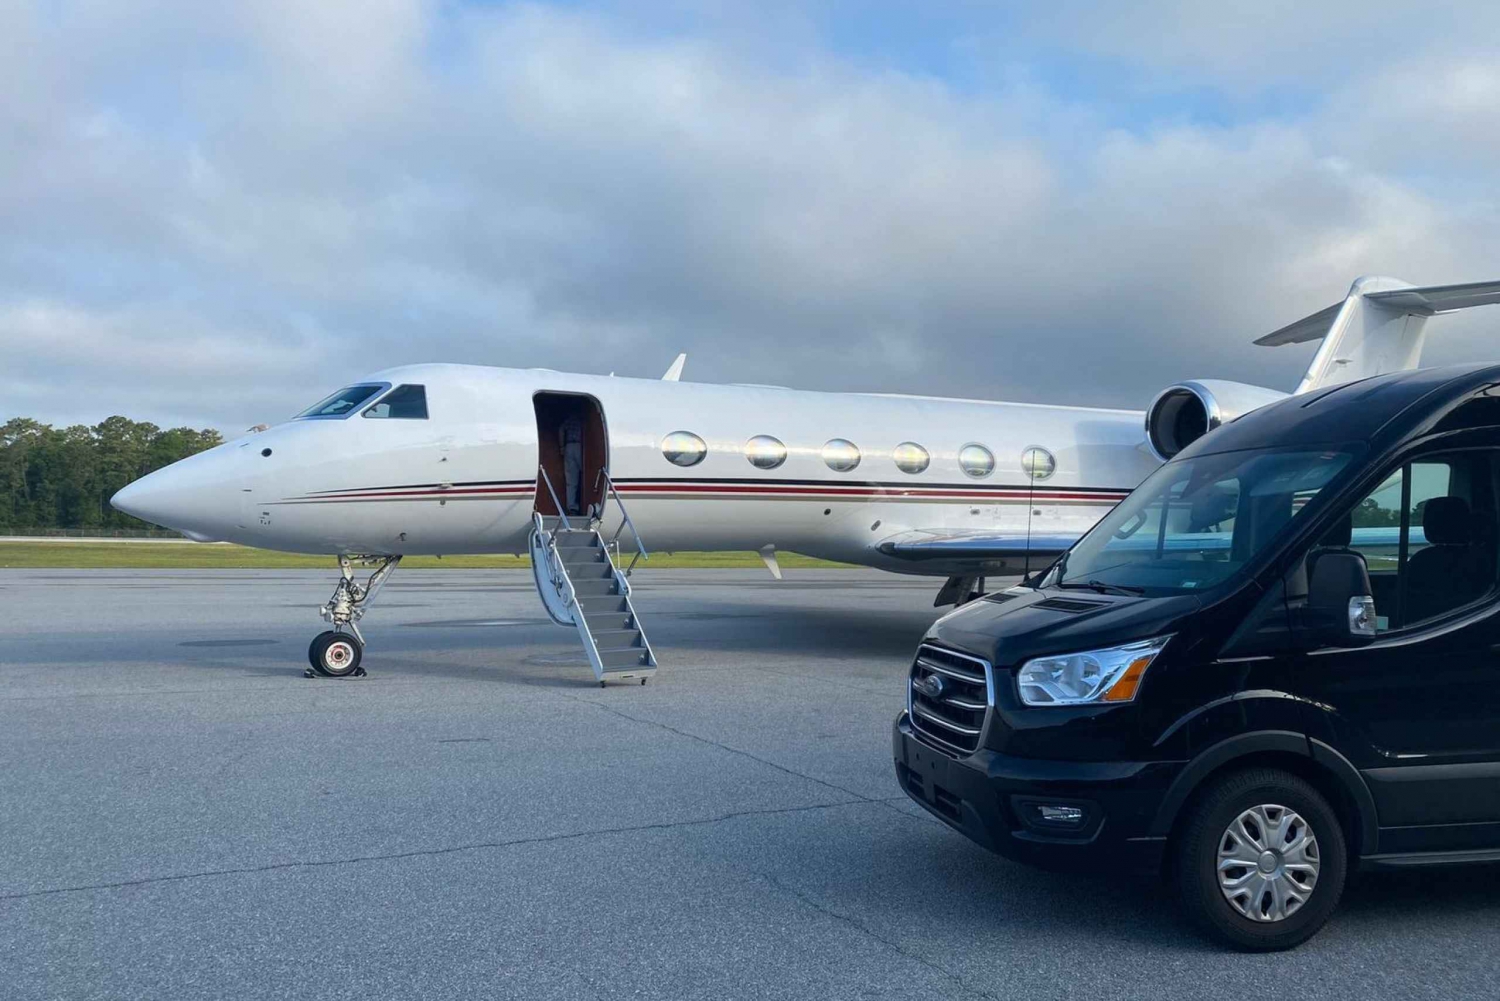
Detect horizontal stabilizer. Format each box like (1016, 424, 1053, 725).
(1365, 279, 1500, 314)
(1254, 302, 1345, 347)
(1255, 275, 1500, 394)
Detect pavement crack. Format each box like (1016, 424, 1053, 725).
(757, 871, 1003, 1001)
(562, 694, 873, 804)
(563, 695, 929, 826)
(0, 800, 870, 903)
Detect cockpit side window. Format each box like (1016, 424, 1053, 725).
(296, 384, 388, 419)
(363, 384, 428, 420)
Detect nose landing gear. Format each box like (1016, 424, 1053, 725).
(305, 554, 401, 678)
(309, 630, 363, 677)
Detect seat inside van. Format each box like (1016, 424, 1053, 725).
(1405, 496, 1496, 622)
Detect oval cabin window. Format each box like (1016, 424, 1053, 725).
(661, 431, 708, 467)
(822, 439, 861, 472)
(958, 443, 995, 479)
(892, 442, 930, 474)
(1022, 446, 1056, 481)
(745, 435, 787, 470)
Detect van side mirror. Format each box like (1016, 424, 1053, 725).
(1307, 553, 1378, 648)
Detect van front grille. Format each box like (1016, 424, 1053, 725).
(908, 644, 993, 755)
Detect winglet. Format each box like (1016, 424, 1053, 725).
(662, 353, 686, 381)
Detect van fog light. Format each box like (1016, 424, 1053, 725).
(1037, 805, 1085, 824)
(1014, 798, 1094, 832)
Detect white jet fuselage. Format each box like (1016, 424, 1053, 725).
(118, 364, 1155, 572)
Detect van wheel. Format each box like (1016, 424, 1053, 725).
(1174, 768, 1347, 951)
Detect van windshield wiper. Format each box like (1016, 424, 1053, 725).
(1055, 579, 1145, 596)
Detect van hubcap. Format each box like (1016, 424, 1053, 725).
(1217, 803, 1320, 922)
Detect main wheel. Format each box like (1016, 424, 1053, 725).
(1173, 768, 1347, 951)
(309, 631, 363, 678)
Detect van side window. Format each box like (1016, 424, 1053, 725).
(1336, 452, 1499, 631)
(363, 384, 428, 420)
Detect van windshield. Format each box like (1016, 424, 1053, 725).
(1049, 447, 1354, 596)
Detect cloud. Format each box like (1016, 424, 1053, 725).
(3, 0, 1498, 432)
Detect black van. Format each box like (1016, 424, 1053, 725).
(893, 364, 1500, 950)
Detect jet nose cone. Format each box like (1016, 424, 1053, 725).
(110, 448, 240, 540)
(110, 467, 185, 529)
(109, 479, 151, 522)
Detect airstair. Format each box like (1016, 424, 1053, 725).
(529, 468, 657, 686)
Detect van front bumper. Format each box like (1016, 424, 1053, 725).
(893, 713, 1183, 874)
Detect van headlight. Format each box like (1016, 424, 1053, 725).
(1016, 636, 1171, 706)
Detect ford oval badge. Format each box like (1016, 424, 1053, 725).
(912, 673, 945, 700)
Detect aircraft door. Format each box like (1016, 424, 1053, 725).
(533, 393, 608, 519)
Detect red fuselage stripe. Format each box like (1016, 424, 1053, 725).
(615, 484, 1127, 501)
(289, 482, 1132, 503)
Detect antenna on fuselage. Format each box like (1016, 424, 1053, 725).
(662, 353, 687, 381)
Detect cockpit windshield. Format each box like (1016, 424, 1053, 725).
(295, 384, 388, 420)
(362, 384, 428, 419)
(1044, 446, 1355, 596)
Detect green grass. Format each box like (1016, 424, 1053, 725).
(0, 541, 850, 570)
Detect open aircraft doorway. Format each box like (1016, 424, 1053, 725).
(527, 391, 657, 686)
(532, 392, 608, 520)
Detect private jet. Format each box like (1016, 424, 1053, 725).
(111, 276, 1500, 683)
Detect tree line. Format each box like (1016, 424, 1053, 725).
(0, 417, 223, 532)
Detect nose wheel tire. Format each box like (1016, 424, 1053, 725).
(308, 631, 364, 678)
(1173, 768, 1347, 952)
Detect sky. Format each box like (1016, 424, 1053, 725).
(4, 0, 1499, 432)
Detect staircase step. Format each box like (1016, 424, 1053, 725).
(597, 648, 651, 668)
(600, 669, 654, 684)
(589, 629, 642, 648)
(576, 594, 630, 615)
(553, 533, 600, 549)
(562, 557, 612, 576)
(582, 611, 635, 631)
(571, 579, 620, 597)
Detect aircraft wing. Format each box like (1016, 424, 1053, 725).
(876, 528, 1082, 565)
(877, 525, 1412, 576)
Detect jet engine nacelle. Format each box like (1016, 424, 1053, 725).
(1145, 380, 1289, 461)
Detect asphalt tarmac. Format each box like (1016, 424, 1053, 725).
(2, 568, 1497, 1000)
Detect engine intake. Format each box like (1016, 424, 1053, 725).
(1145, 380, 1288, 461)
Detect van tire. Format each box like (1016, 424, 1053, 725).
(1174, 767, 1347, 951)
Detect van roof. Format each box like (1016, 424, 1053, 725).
(1183, 363, 1500, 459)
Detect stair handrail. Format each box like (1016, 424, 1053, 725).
(600, 470, 649, 574)
(536, 464, 572, 530)
(531, 511, 577, 613)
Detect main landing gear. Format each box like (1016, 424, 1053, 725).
(306, 555, 401, 678)
(934, 574, 987, 608)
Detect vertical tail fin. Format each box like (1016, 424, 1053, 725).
(1255, 276, 1500, 394)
